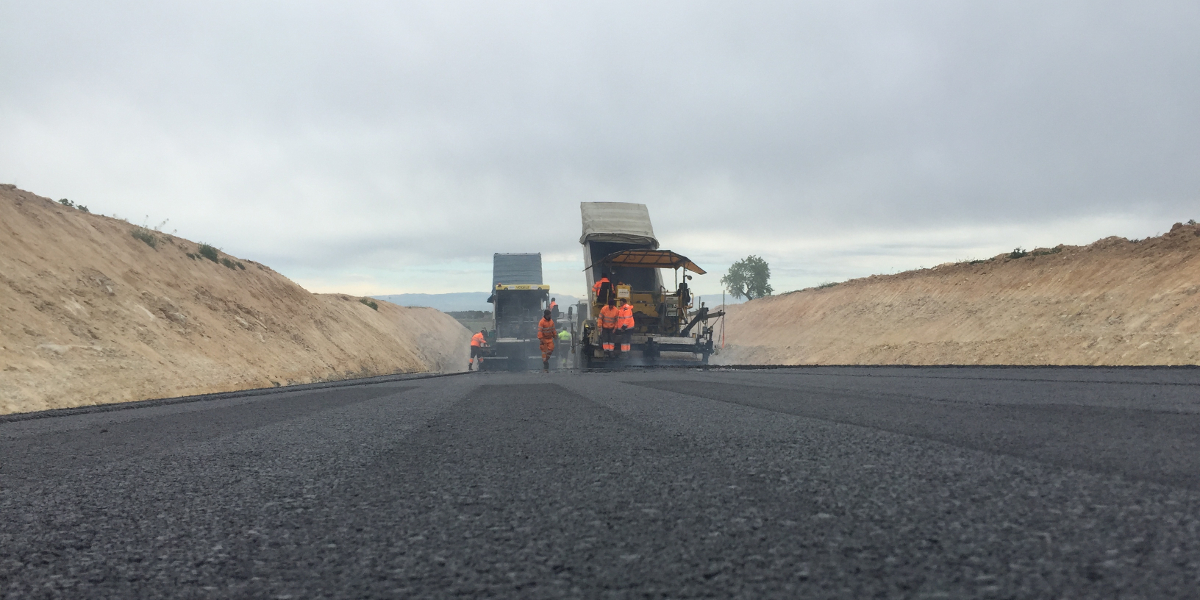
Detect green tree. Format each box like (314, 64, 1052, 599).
(721, 255, 773, 300)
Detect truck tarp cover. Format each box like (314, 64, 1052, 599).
(579, 202, 659, 249)
(492, 253, 543, 288)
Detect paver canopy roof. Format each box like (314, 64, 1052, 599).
(579, 202, 659, 248)
(585, 249, 706, 274)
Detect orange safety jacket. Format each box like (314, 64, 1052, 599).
(593, 278, 610, 297)
(598, 305, 620, 329)
(618, 303, 634, 329)
(537, 318, 557, 340)
(471, 332, 486, 347)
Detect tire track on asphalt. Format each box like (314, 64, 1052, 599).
(629, 380, 1200, 490)
(0, 385, 413, 477)
(708, 366, 1200, 387)
(328, 382, 828, 597)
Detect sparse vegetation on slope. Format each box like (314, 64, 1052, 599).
(58, 198, 89, 213)
(198, 243, 219, 262)
(131, 226, 158, 248)
(0, 185, 471, 415)
(717, 223, 1200, 366)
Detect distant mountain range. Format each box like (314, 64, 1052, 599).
(373, 292, 581, 313)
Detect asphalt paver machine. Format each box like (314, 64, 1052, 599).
(578, 202, 723, 367)
(481, 253, 550, 371)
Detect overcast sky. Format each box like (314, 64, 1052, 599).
(3, 1, 1198, 297)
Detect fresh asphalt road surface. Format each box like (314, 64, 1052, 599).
(4, 367, 1200, 598)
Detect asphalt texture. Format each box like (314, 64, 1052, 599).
(3, 367, 1200, 598)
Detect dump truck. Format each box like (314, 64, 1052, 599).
(480, 253, 551, 371)
(578, 202, 722, 367)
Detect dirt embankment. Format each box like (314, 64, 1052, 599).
(0, 185, 471, 415)
(718, 224, 1200, 366)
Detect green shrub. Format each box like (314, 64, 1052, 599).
(1189, 219, 1197, 226)
(57, 198, 89, 212)
(131, 227, 158, 248)
(1008, 247, 1028, 259)
(969, 259, 989, 264)
(815, 282, 839, 289)
(220, 257, 238, 269)
(237, 262, 246, 270)
(360, 298, 379, 311)
(1031, 246, 1063, 257)
(198, 244, 219, 262)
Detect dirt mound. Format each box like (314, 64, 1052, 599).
(717, 223, 1200, 366)
(0, 185, 471, 415)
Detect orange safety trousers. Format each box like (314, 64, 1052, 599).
(599, 305, 620, 353)
(601, 328, 616, 351)
(618, 304, 634, 352)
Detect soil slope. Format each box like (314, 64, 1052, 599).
(717, 224, 1200, 366)
(0, 185, 471, 415)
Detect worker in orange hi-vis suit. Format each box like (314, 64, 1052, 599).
(469, 329, 487, 371)
(593, 274, 614, 306)
(617, 298, 635, 353)
(598, 297, 620, 357)
(537, 309, 557, 372)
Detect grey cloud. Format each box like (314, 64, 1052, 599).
(2, 1, 1197, 292)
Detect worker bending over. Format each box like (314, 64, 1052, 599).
(598, 297, 620, 357)
(469, 329, 487, 371)
(537, 309, 557, 372)
(618, 298, 635, 353)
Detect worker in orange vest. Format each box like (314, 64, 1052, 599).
(617, 298, 635, 353)
(537, 309, 557, 372)
(593, 273, 614, 306)
(549, 297, 559, 320)
(598, 297, 620, 357)
(469, 329, 487, 371)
